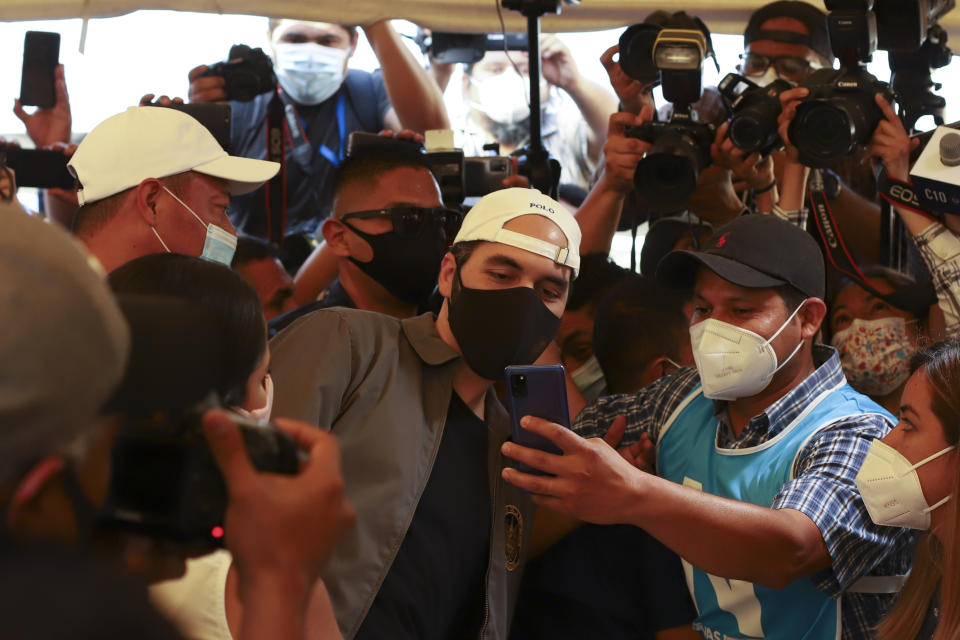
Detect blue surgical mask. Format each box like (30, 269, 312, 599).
(571, 355, 606, 404)
(152, 186, 238, 266)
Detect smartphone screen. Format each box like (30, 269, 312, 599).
(20, 31, 60, 109)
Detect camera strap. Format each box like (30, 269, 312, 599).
(265, 91, 287, 244)
(809, 169, 935, 315)
(878, 171, 944, 222)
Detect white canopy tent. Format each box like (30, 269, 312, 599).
(4, 0, 960, 43)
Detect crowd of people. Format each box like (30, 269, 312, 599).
(3, 2, 960, 639)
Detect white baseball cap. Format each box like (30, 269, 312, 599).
(68, 106, 280, 205)
(454, 187, 582, 277)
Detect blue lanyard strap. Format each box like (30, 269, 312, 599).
(318, 95, 347, 168)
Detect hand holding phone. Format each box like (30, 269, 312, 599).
(504, 365, 571, 476)
(19, 31, 60, 109)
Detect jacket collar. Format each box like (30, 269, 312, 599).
(401, 312, 461, 366)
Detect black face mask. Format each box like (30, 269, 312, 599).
(344, 223, 449, 306)
(448, 269, 562, 380)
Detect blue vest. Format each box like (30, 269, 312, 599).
(657, 382, 893, 640)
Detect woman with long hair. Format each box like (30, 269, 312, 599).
(862, 338, 960, 639)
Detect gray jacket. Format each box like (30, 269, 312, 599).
(270, 308, 535, 640)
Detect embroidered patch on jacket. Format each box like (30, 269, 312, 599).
(504, 504, 523, 571)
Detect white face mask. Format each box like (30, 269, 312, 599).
(471, 72, 532, 124)
(832, 317, 917, 397)
(274, 42, 347, 106)
(235, 373, 274, 423)
(856, 439, 955, 530)
(689, 303, 805, 401)
(744, 67, 785, 88)
(571, 355, 606, 404)
(152, 186, 237, 267)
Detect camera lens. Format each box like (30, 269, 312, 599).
(790, 102, 854, 168)
(729, 116, 764, 153)
(511, 374, 528, 397)
(634, 130, 702, 210)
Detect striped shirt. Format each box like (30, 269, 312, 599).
(574, 345, 915, 640)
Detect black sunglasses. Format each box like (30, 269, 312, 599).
(341, 206, 463, 239)
(740, 52, 814, 81)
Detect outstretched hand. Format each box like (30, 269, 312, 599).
(501, 415, 648, 525)
(600, 45, 654, 116)
(14, 64, 72, 147)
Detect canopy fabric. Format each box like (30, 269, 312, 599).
(3, 0, 960, 43)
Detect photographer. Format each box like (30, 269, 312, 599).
(445, 36, 617, 189)
(188, 20, 449, 249)
(0, 206, 353, 640)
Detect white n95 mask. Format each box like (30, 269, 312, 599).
(689, 303, 804, 401)
(275, 42, 347, 106)
(856, 439, 955, 530)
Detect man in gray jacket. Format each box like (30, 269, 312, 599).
(269, 187, 582, 639)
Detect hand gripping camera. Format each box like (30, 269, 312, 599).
(787, 0, 904, 168)
(199, 44, 276, 103)
(625, 29, 715, 212)
(718, 73, 793, 156)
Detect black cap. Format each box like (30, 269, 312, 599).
(640, 216, 713, 277)
(656, 214, 826, 299)
(104, 295, 225, 416)
(744, 1, 834, 65)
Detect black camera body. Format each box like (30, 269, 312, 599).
(789, 66, 892, 168)
(100, 409, 299, 548)
(718, 74, 793, 156)
(200, 44, 276, 103)
(626, 117, 715, 211)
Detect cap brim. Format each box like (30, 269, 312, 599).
(193, 155, 280, 196)
(656, 250, 788, 290)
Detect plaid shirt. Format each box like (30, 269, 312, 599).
(913, 221, 960, 336)
(574, 345, 915, 640)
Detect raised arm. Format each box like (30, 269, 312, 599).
(365, 21, 449, 133)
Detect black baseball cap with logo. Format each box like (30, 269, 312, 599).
(656, 214, 826, 299)
(744, 0, 834, 65)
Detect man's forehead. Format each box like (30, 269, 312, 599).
(273, 20, 350, 39)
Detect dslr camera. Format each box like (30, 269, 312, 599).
(788, 0, 919, 168)
(100, 404, 299, 548)
(625, 29, 715, 211)
(718, 74, 793, 156)
(199, 44, 276, 102)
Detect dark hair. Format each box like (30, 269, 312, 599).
(108, 254, 267, 407)
(333, 147, 433, 215)
(910, 338, 960, 446)
(231, 235, 284, 268)
(593, 274, 689, 393)
(268, 18, 357, 39)
(567, 253, 628, 312)
(774, 283, 808, 313)
(824, 266, 929, 342)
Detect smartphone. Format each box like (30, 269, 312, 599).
(20, 31, 60, 109)
(504, 364, 571, 476)
(1, 147, 74, 189)
(146, 102, 233, 153)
